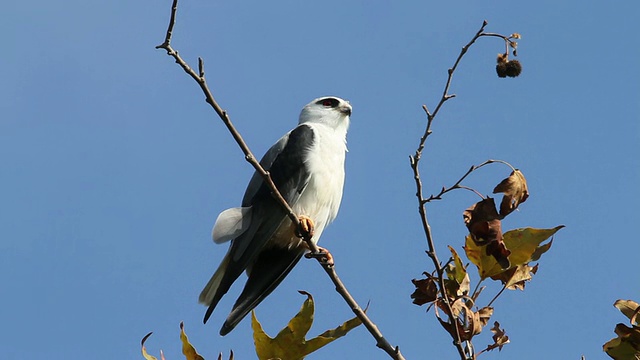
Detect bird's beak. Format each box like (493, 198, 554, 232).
(340, 103, 352, 116)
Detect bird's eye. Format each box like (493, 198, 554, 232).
(319, 98, 338, 107)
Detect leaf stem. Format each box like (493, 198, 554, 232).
(486, 284, 507, 308)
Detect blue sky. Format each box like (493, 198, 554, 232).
(2, 1, 638, 359)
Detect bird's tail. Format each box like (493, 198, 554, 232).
(219, 247, 303, 335)
(199, 252, 232, 324)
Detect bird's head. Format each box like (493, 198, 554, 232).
(298, 96, 351, 132)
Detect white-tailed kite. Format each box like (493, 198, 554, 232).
(199, 96, 352, 335)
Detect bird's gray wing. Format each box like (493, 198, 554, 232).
(241, 131, 289, 207)
(202, 124, 315, 324)
(210, 132, 290, 244)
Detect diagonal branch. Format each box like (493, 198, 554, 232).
(156, 1, 405, 359)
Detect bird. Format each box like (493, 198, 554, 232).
(199, 96, 352, 336)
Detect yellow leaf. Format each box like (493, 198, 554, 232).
(464, 226, 563, 279)
(141, 332, 158, 360)
(503, 227, 562, 266)
(604, 336, 640, 359)
(252, 291, 362, 360)
(490, 263, 538, 290)
(445, 246, 470, 297)
(604, 324, 640, 359)
(180, 322, 205, 360)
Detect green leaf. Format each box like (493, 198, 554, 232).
(464, 226, 563, 279)
(252, 291, 362, 360)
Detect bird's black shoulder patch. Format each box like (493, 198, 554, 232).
(252, 124, 314, 204)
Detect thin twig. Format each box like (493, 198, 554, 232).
(411, 20, 494, 360)
(422, 159, 496, 203)
(486, 284, 507, 308)
(156, 1, 404, 359)
(416, 20, 489, 158)
(470, 278, 485, 300)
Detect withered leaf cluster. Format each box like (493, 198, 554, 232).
(412, 163, 560, 353)
(413, 247, 499, 344)
(604, 300, 640, 359)
(463, 170, 529, 269)
(436, 301, 494, 342)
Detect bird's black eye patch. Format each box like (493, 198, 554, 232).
(318, 98, 339, 108)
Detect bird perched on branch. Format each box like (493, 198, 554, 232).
(199, 96, 352, 335)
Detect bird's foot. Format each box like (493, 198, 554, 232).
(305, 246, 334, 266)
(296, 215, 315, 239)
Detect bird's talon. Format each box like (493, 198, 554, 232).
(304, 246, 334, 266)
(296, 215, 315, 239)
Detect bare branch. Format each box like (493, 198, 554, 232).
(156, 1, 405, 359)
(421, 158, 517, 204)
(411, 21, 493, 360)
(411, 20, 520, 360)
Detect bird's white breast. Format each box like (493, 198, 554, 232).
(294, 123, 347, 244)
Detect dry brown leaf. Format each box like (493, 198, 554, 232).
(436, 300, 493, 341)
(615, 300, 640, 326)
(604, 300, 640, 358)
(490, 263, 539, 290)
(614, 323, 640, 344)
(471, 307, 494, 336)
(411, 275, 438, 306)
(463, 198, 501, 245)
(477, 307, 494, 329)
(493, 170, 529, 217)
(487, 321, 510, 352)
(453, 301, 474, 341)
(434, 299, 470, 341)
(463, 198, 511, 269)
